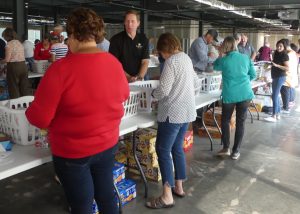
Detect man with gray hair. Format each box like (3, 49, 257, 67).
(238, 33, 256, 61)
(189, 29, 219, 73)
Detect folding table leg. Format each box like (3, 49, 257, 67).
(113, 182, 123, 214)
(251, 100, 260, 120)
(201, 107, 214, 151)
(248, 108, 253, 123)
(212, 102, 222, 145)
(132, 131, 148, 198)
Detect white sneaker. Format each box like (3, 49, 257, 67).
(264, 116, 277, 122)
(217, 148, 231, 156)
(281, 110, 290, 114)
(276, 115, 281, 120)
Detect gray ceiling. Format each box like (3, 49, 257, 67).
(0, 0, 299, 33)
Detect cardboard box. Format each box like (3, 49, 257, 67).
(113, 162, 126, 184)
(127, 150, 158, 168)
(116, 179, 136, 206)
(92, 200, 99, 214)
(115, 150, 127, 165)
(198, 125, 234, 139)
(128, 161, 162, 182)
(204, 107, 235, 127)
(249, 99, 263, 112)
(183, 131, 194, 152)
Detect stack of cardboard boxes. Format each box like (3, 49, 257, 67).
(198, 107, 236, 138)
(93, 162, 136, 214)
(125, 128, 162, 182)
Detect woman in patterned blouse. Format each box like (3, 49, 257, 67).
(146, 32, 198, 209)
(0, 27, 30, 98)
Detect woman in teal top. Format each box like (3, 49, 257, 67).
(213, 36, 256, 160)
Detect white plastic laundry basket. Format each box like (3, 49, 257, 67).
(129, 80, 159, 112)
(122, 91, 141, 119)
(0, 96, 41, 145)
(32, 60, 49, 74)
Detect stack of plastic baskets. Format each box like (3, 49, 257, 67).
(194, 77, 205, 96)
(199, 73, 222, 93)
(129, 80, 159, 112)
(32, 60, 50, 73)
(0, 96, 41, 145)
(122, 91, 141, 119)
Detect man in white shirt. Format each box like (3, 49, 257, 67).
(22, 34, 34, 71)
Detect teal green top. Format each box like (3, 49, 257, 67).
(213, 51, 256, 103)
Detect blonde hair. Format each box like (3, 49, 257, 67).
(221, 36, 237, 54)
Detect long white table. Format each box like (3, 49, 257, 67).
(0, 112, 156, 181)
(0, 92, 222, 202)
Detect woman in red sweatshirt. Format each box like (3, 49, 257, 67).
(26, 7, 129, 214)
(33, 34, 51, 60)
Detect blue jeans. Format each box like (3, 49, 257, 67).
(53, 144, 118, 214)
(290, 87, 296, 102)
(25, 57, 34, 72)
(272, 76, 286, 115)
(221, 100, 250, 153)
(156, 119, 189, 187)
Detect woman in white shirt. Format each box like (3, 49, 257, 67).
(146, 32, 198, 209)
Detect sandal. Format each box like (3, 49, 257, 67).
(172, 188, 186, 198)
(145, 197, 175, 209)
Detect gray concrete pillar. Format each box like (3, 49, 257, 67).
(13, 0, 28, 40)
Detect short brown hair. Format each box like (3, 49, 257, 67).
(221, 36, 237, 54)
(66, 7, 104, 43)
(157, 33, 181, 54)
(124, 10, 140, 22)
(2, 27, 17, 42)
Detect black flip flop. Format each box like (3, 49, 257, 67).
(145, 197, 175, 209)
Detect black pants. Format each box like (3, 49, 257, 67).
(221, 100, 250, 153)
(280, 85, 290, 110)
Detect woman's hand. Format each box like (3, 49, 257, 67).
(272, 62, 278, 67)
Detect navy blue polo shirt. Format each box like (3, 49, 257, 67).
(109, 31, 149, 76)
(0, 38, 6, 59)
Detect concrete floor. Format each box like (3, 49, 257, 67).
(1, 94, 300, 214)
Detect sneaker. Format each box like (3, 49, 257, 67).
(289, 101, 295, 108)
(231, 152, 240, 160)
(281, 110, 290, 114)
(276, 115, 281, 120)
(264, 116, 277, 122)
(217, 148, 230, 156)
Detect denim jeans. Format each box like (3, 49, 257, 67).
(272, 76, 286, 115)
(221, 100, 250, 153)
(290, 87, 296, 102)
(280, 85, 290, 110)
(53, 144, 118, 214)
(156, 119, 189, 187)
(25, 57, 34, 72)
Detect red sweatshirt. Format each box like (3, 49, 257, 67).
(34, 42, 51, 60)
(26, 52, 129, 158)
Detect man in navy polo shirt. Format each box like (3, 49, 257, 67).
(0, 37, 6, 60)
(109, 10, 149, 82)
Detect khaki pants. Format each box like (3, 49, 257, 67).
(6, 61, 30, 99)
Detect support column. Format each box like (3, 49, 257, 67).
(13, 0, 28, 40)
(198, 20, 203, 36)
(233, 27, 236, 35)
(140, 0, 148, 35)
